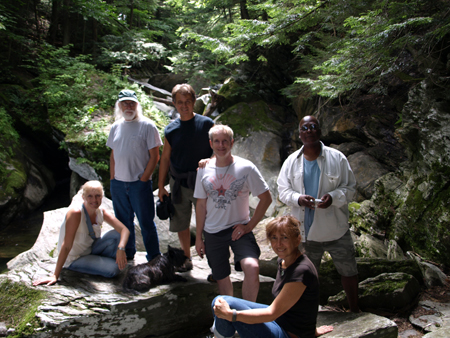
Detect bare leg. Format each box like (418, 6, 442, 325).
(216, 276, 233, 297)
(178, 228, 191, 259)
(316, 325, 334, 336)
(240, 257, 260, 302)
(341, 274, 360, 312)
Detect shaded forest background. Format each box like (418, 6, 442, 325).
(1, 0, 450, 223)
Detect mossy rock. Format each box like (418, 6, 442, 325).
(0, 159, 27, 202)
(328, 272, 421, 313)
(215, 101, 282, 139)
(317, 257, 422, 305)
(0, 277, 47, 337)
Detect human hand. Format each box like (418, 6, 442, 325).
(316, 325, 334, 336)
(195, 238, 206, 259)
(198, 158, 211, 169)
(158, 187, 169, 201)
(116, 249, 127, 270)
(298, 195, 316, 209)
(213, 297, 232, 320)
(232, 223, 250, 241)
(33, 274, 58, 286)
(317, 194, 332, 209)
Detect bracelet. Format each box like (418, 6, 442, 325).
(232, 309, 237, 322)
(117, 247, 125, 251)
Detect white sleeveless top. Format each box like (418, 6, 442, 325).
(57, 205, 103, 267)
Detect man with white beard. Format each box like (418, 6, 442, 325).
(107, 89, 163, 261)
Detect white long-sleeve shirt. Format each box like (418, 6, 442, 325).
(277, 142, 356, 242)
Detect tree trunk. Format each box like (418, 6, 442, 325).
(33, 0, 40, 41)
(129, 0, 134, 28)
(62, 0, 71, 46)
(240, 0, 250, 20)
(92, 19, 98, 58)
(47, 0, 59, 45)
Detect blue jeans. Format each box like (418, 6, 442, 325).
(110, 179, 160, 261)
(212, 296, 290, 338)
(68, 230, 121, 278)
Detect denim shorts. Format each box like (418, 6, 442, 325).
(204, 226, 260, 281)
(304, 229, 358, 277)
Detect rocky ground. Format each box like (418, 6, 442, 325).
(392, 284, 450, 338)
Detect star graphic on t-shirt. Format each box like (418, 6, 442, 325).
(217, 185, 227, 196)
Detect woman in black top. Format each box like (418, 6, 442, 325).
(212, 215, 333, 338)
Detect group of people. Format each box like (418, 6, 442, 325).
(34, 84, 360, 338)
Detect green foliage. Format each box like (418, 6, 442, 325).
(0, 278, 46, 337)
(295, 0, 450, 98)
(98, 30, 166, 70)
(0, 107, 19, 182)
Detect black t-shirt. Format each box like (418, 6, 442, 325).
(165, 114, 214, 173)
(272, 254, 319, 338)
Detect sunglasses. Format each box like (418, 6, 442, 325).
(300, 124, 319, 132)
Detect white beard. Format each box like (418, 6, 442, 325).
(122, 110, 137, 121)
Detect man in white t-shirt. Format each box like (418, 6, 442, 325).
(194, 125, 272, 301)
(107, 90, 163, 261)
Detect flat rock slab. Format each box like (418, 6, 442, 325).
(317, 311, 398, 338)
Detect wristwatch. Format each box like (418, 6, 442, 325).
(117, 247, 125, 251)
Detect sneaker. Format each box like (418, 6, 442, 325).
(176, 258, 193, 272)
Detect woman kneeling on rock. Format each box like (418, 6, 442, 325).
(212, 215, 333, 338)
(33, 180, 130, 286)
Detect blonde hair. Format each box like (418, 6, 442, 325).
(266, 215, 301, 243)
(208, 124, 234, 142)
(81, 180, 104, 197)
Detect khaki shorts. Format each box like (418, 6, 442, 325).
(169, 176, 196, 232)
(304, 229, 358, 277)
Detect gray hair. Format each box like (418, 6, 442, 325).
(114, 101, 144, 121)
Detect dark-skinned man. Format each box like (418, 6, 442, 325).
(277, 115, 359, 312)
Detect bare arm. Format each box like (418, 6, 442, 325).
(214, 282, 306, 323)
(103, 209, 130, 270)
(140, 147, 160, 182)
(195, 198, 207, 258)
(232, 190, 272, 241)
(110, 150, 115, 180)
(158, 139, 171, 201)
(33, 209, 81, 286)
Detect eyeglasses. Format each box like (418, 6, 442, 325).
(121, 101, 137, 107)
(300, 124, 319, 132)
